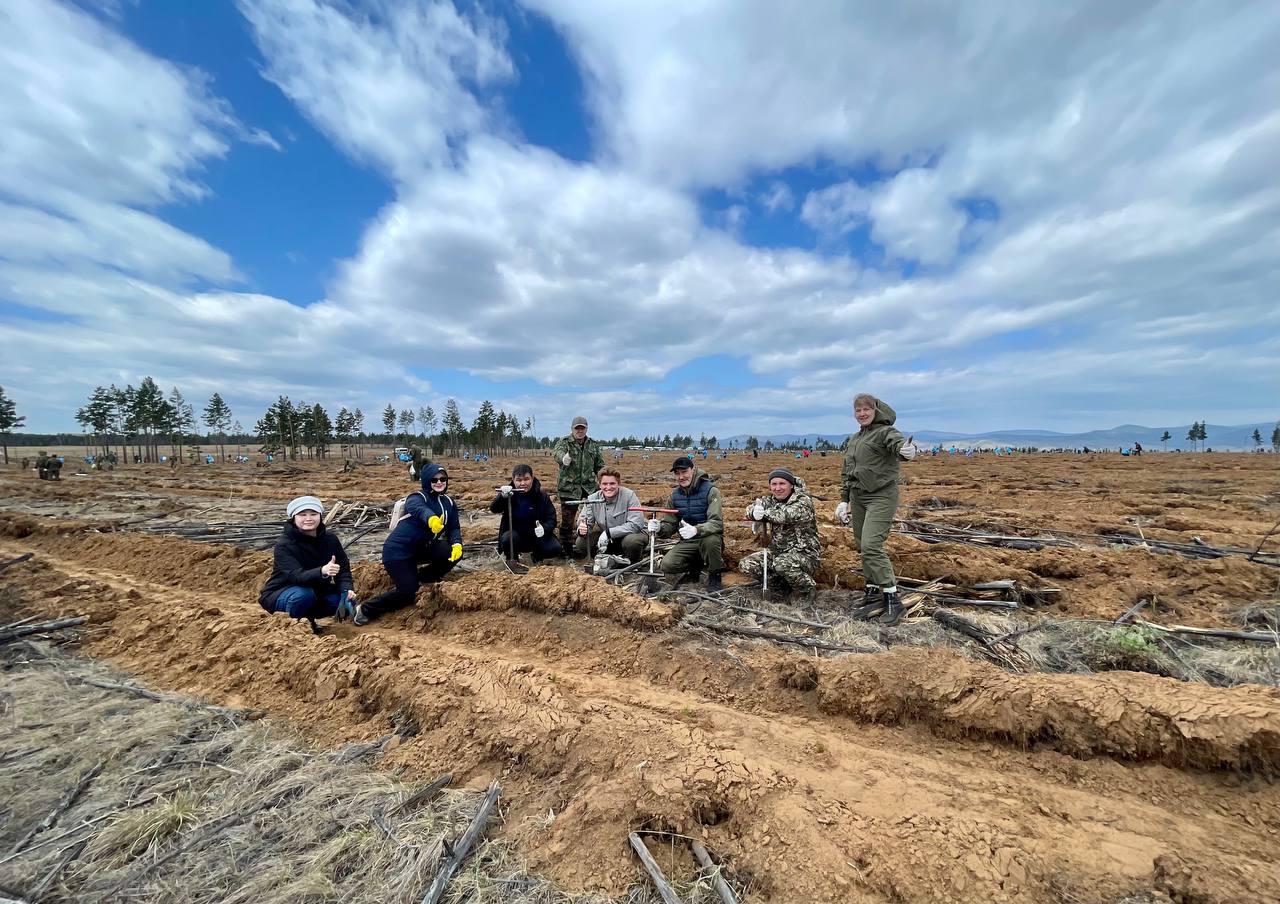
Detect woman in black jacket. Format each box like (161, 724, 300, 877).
(259, 495, 356, 622)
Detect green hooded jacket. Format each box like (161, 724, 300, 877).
(841, 399, 908, 499)
(551, 434, 606, 498)
(753, 477, 820, 562)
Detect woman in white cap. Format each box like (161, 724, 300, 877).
(258, 495, 356, 626)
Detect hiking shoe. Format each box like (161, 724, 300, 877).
(706, 572, 723, 593)
(879, 592, 904, 627)
(352, 605, 369, 627)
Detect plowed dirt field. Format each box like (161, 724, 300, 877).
(2, 451, 1278, 902)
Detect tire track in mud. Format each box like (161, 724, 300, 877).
(3, 522, 1280, 902)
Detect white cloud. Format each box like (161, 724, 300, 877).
(3, 0, 1279, 437)
(236, 0, 513, 182)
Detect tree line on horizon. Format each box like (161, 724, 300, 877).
(1, 384, 1279, 464)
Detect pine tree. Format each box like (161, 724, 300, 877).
(128, 378, 170, 462)
(473, 400, 496, 454)
(167, 387, 190, 459)
(232, 420, 244, 458)
(1196, 421, 1207, 450)
(76, 386, 114, 457)
(1186, 423, 1198, 452)
(1160, 430, 1170, 451)
(1272, 423, 1279, 453)
(398, 408, 414, 444)
(353, 408, 365, 459)
(306, 403, 333, 458)
(255, 407, 281, 457)
(382, 405, 397, 444)
(336, 407, 354, 457)
(203, 393, 232, 461)
(442, 398, 465, 455)
(1253, 429, 1263, 448)
(0, 386, 25, 465)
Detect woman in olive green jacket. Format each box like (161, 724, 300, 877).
(837, 394, 918, 625)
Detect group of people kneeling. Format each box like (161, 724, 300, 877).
(259, 393, 919, 629)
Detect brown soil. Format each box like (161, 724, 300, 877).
(4, 488, 1280, 903)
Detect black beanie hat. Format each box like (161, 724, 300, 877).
(768, 468, 798, 486)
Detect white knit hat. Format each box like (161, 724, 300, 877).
(286, 495, 324, 519)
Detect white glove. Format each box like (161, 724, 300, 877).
(561, 452, 572, 467)
(646, 518, 660, 534)
(597, 531, 610, 552)
(751, 501, 766, 521)
(836, 501, 850, 524)
(534, 523, 545, 538)
(498, 485, 513, 497)
(678, 521, 697, 540)
(899, 440, 918, 461)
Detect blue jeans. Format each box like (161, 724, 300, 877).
(274, 586, 344, 620)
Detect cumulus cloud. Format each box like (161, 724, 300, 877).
(237, 0, 513, 181)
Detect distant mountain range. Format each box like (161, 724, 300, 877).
(720, 422, 1278, 451)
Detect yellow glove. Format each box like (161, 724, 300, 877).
(449, 543, 463, 563)
(427, 514, 444, 534)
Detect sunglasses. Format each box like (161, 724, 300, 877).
(430, 476, 449, 484)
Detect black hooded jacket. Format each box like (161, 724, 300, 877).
(488, 477, 557, 536)
(259, 521, 353, 610)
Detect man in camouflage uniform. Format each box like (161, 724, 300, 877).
(551, 416, 605, 557)
(740, 468, 821, 598)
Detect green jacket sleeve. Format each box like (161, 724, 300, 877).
(880, 426, 907, 457)
(697, 487, 723, 537)
(551, 437, 570, 460)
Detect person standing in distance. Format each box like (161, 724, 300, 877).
(836, 394, 918, 626)
(551, 416, 605, 558)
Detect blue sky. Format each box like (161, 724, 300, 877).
(1, 0, 1278, 438)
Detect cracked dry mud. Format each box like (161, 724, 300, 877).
(2, 451, 1280, 902)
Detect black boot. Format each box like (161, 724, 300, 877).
(706, 571, 723, 593)
(852, 586, 883, 620)
(879, 591, 904, 627)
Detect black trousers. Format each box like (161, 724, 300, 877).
(362, 540, 455, 620)
(498, 528, 564, 562)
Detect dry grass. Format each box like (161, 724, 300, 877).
(0, 639, 687, 904)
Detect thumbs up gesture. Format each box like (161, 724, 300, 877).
(321, 555, 341, 578)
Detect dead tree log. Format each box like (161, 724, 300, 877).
(628, 833, 684, 904)
(419, 780, 501, 904)
(692, 840, 739, 904)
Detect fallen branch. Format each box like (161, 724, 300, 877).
(692, 840, 739, 904)
(0, 553, 34, 573)
(8, 760, 103, 855)
(68, 676, 262, 721)
(392, 773, 452, 816)
(1140, 621, 1280, 645)
(1249, 517, 1280, 563)
(1114, 599, 1150, 625)
(420, 780, 501, 904)
(628, 832, 684, 904)
(683, 617, 878, 653)
(0, 617, 88, 644)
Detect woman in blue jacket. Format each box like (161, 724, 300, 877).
(356, 463, 462, 625)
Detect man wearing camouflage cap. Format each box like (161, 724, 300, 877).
(551, 416, 605, 557)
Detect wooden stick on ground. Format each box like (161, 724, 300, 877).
(0, 552, 34, 573)
(628, 832, 684, 904)
(8, 760, 104, 855)
(691, 840, 739, 904)
(1249, 516, 1280, 563)
(392, 773, 452, 816)
(0, 617, 88, 644)
(683, 617, 879, 653)
(1139, 621, 1280, 645)
(420, 780, 501, 904)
